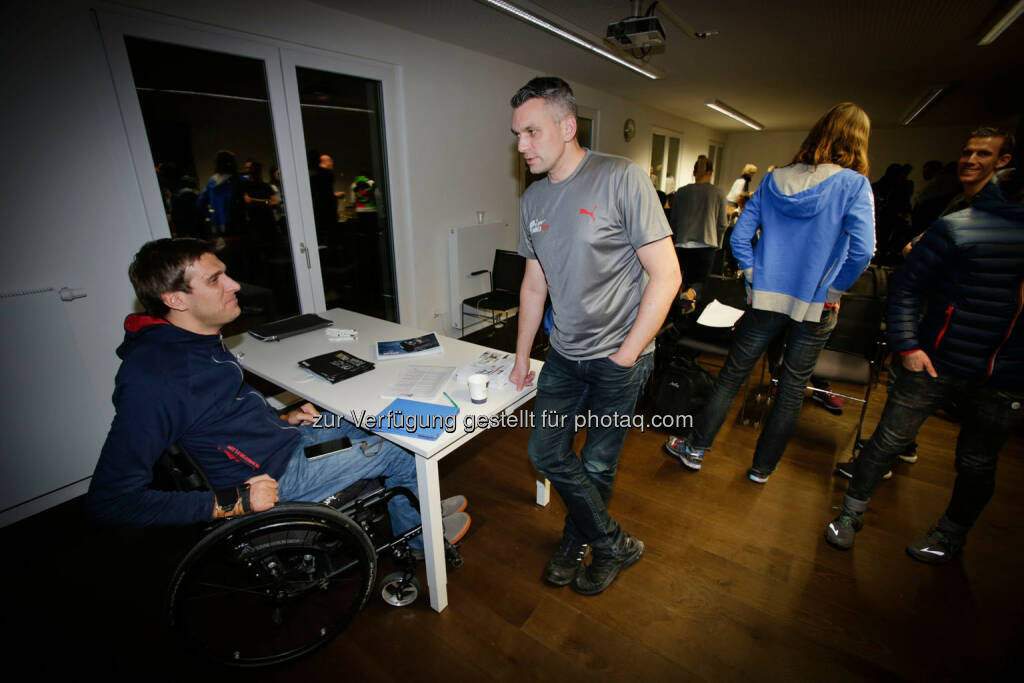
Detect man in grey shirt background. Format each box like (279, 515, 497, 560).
(670, 154, 729, 306)
(508, 77, 681, 595)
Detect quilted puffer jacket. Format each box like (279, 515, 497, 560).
(887, 185, 1024, 389)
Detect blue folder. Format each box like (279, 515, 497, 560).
(373, 398, 459, 441)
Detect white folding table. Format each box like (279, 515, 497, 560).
(225, 309, 542, 612)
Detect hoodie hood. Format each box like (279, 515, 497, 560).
(765, 164, 848, 219)
(116, 313, 216, 360)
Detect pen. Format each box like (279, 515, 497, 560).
(443, 392, 458, 409)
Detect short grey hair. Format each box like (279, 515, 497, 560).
(510, 76, 578, 120)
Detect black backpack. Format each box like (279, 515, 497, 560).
(647, 355, 714, 431)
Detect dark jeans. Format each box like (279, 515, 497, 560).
(676, 246, 717, 298)
(528, 348, 654, 557)
(690, 307, 838, 471)
(847, 363, 1024, 530)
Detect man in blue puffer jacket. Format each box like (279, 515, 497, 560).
(826, 147, 1023, 564)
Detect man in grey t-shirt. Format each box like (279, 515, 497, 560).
(508, 77, 680, 595)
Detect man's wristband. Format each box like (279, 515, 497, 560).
(214, 484, 252, 516)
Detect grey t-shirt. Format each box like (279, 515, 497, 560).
(519, 149, 672, 360)
(669, 182, 728, 248)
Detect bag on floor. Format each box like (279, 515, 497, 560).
(648, 356, 714, 423)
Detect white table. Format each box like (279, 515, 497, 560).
(225, 309, 542, 612)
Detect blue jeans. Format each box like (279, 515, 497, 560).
(690, 307, 838, 471)
(528, 348, 654, 557)
(277, 418, 422, 549)
(847, 364, 1024, 530)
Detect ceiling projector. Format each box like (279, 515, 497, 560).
(606, 16, 666, 49)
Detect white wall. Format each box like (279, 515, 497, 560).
(0, 0, 724, 522)
(720, 125, 969, 193)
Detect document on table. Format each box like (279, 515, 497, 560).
(380, 365, 456, 400)
(697, 299, 745, 328)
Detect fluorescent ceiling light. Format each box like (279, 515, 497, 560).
(480, 0, 660, 79)
(978, 0, 1024, 45)
(704, 99, 763, 131)
(901, 85, 946, 126)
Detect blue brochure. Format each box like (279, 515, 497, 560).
(372, 398, 459, 441)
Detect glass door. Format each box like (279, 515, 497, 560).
(98, 12, 324, 333)
(100, 12, 413, 327)
(122, 36, 301, 330)
(280, 48, 413, 324)
(290, 66, 398, 321)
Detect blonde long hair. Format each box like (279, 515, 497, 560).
(791, 102, 871, 177)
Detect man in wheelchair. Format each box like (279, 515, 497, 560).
(87, 237, 470, 555)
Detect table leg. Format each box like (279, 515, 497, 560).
(536, 478, 551, 506)
(415, 456, 448, 612)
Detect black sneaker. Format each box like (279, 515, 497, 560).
(898, 442, 919, 464)
(543, 537, 589, 587)
(747, 465, 775, 484)
(906, 527, 963, 564)
(824, 510, 863, 550)
(834, 459, 891, 480)
(572, 533, 644, 595)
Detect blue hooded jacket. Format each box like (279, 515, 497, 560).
(87, 314, 300, 526)
(731, 165, 875, 321)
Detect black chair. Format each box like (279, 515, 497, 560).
(762, 295, 887, 454)
(154, 444, 460, 667)
(461, 249, 525, 334)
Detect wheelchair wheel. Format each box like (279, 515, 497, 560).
(167, 503, 376, 667)
(379, 571, 420, 607)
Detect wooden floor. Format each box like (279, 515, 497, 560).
(5, 365, 1023, 681)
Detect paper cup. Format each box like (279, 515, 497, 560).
(468, 373, 489, 404)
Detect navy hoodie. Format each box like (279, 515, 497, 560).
(87, 314, 300, 526)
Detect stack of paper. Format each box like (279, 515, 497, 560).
(456, 351, 514, 389)
(380, 365, 455, 400)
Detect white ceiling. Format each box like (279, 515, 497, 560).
(327, 0, 1024, 132)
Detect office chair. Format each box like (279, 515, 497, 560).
(461, 249, 525, 334)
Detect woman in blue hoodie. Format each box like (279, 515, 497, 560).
(665, 103, 875, 482)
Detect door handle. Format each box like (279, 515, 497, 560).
(299, 242, 311, 269)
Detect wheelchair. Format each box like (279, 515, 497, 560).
(154, 444, 463, 668)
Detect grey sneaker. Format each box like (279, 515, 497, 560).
(410, 512, 471, 560)
(906, 527, 963, 564)
(824, 510, 863, 550)
(543, 537, 589, 586)
(747, 466, 775, 484)
(573, 533, 644, 595)
(440, 494, 468, 517)
(664, 436, 704, 471)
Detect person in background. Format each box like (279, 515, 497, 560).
(665, 102, 875, 484)
(825, 159, 1022, 564)
(903, 127, 1014, 256)
(669, 154, 728, 308)
(311, 153, 344, 237)
(726, 163, 758, 210)
(196, 150, 243, 236)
